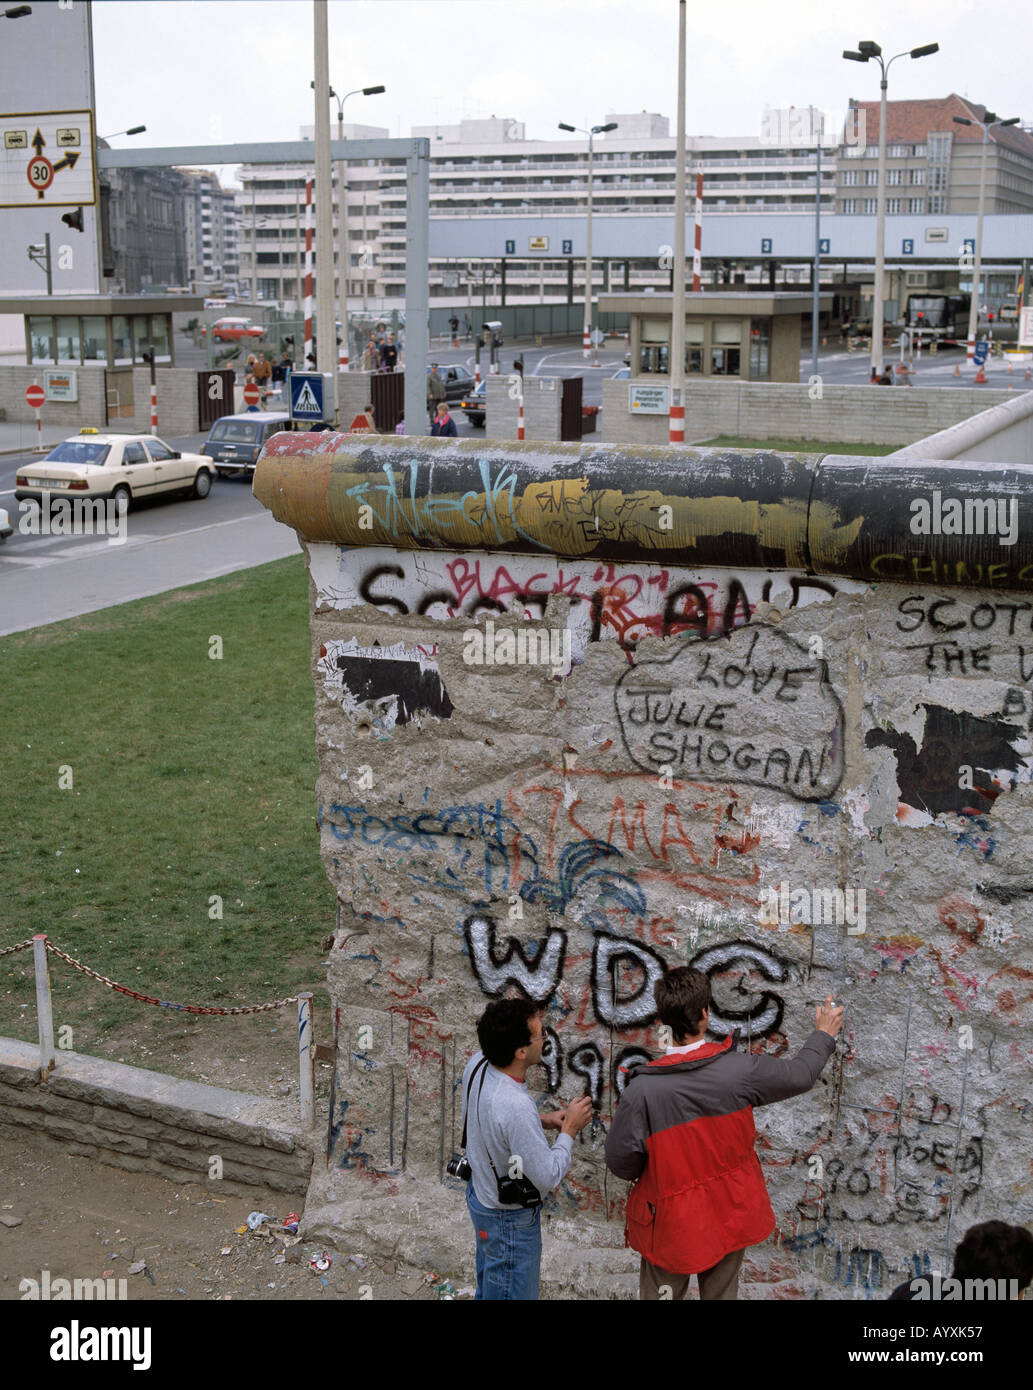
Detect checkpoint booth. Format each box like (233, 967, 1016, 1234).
(597, 291, 832, 383)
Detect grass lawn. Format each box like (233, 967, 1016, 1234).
(0, 556, 334, 1079)
(699, 436, 902, 455)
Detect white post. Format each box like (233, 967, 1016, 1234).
(33, 935, 56, 1080)
(967, 124, 989, 362)
(584, 134, 593, 358)
(362, 190, 369, 312)
(669, 0, 686, 444)
(871, 75, 888, 378)
(337, 107, 349, 371)
(313, 0, 338, 424)
(298, 991, 315, 1128)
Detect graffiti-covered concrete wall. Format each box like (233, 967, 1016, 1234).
(256, 437, 1033, 1298)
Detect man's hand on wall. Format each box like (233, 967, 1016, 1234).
(561, 1096, 594, 1137)
(815, 995, 845, 1038)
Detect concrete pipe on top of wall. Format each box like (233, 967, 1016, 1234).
(255, 433, 1033, 1298)
(254, 434, 1033, 589)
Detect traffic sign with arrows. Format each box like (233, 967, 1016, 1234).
(0, 109, 96, 208)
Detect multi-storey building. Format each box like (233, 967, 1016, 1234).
(180, 169, 239, 294)
(838, 94, 1033, 217)
(232, 101, 1031, 312)
(99, 161, 189, 294)
(234, 114, 840, 310)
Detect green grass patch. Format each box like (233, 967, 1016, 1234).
(0, 555, 334, 1054)
(699, 435, 902, 455)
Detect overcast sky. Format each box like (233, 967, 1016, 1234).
(93, 0, 1030, 186)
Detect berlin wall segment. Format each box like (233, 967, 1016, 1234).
(255, 437, 1033, 1298)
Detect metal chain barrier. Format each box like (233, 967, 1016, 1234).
(1, 937, 298, 1015)
(0, 939, 35, 958)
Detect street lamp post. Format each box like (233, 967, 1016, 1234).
(559, 119, 618, 363)
(843, 39, 938, 377)
(314, 81, 385, 371)
(953, 111, 1020, 364)
(670, 0, 687, 443)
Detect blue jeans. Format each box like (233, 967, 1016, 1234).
(466, 1182, 542, 1301)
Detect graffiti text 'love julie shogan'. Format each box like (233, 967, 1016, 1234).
(615, 626, 845, 802)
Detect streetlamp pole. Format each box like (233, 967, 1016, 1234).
(670, 0, 686, 443)
(812, 105, 821, 382)
(586, 131, 594, 359)
(312, 0, 337, 422)
(843, 40, 939, 378)
(316, 82, 385, 374)
(559, 118, 618, 364)
(954, 112, 1019, 364)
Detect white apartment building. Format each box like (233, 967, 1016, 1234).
(233, 104, 1032, 313)
(235, 114, 838, 310)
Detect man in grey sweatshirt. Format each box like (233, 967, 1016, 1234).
(461, 998, 593, 1300)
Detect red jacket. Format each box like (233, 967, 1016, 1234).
(604, 1031, 835, 1273)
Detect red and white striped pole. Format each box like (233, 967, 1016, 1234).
(303, 178, 314, 369)
(150, 382, 158, 435)
(692, 165, 703, 293)
(517, 396, 525, 440)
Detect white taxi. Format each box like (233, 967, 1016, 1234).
(14, 430, 214, 508)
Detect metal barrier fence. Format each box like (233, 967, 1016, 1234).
(2, 934, 317, 1128)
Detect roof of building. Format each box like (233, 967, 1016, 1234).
(847, 94, 1033, 158)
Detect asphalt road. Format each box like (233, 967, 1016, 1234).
(0, 434, 300, 637)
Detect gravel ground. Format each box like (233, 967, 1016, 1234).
(0, 1127, 471, 1302)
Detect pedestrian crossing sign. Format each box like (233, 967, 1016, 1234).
(289, 372, 325, 421)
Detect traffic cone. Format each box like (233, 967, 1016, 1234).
(973, 364, 987, 384)
(953, 362, 960, 377)
(1026, 366, 1031, 382)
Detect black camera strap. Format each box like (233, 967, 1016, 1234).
(460, 1055, 490, 1153)
(473, 1058, 506, 1185)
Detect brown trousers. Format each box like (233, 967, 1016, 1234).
(639, 1246, 745, 1301)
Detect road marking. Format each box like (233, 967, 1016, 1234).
(0, 512, 276, 569)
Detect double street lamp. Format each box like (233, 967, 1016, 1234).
(843, 39, 938, 375)
(953, 110, 1020, 362)
(312, 80, 385, 368)
(558, 120, 618, 361)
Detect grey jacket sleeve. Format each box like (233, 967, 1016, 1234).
(604, 1083, 648, 1181)
(735, 1029, 837, 1108)
(503, 1106, 574, 1195)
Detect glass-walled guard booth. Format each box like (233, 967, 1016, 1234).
(0, 295, 203, 369)
(599, 292, 832, 384)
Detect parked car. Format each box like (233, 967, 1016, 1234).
(203, 317, 265, 342)
(613, 365, 630, 380)
(0, 505, 12, 542)
(200, 412, 292, 477)
(460, 378, 486, 427)
(14, 430, 213, 505)
(438, 364, 475, 402)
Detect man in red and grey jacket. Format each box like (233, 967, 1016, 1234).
(604, 965, 844, 1300)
